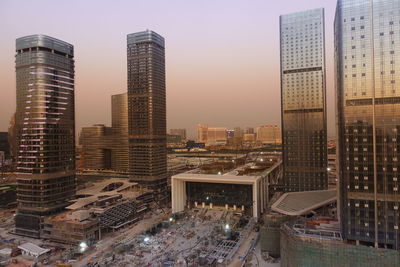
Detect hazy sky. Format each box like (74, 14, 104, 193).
(0, 0, 337, 139)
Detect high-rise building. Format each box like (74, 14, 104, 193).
(111, 93, 129, 170)
(127, 30, 167, 191)
(197, 124, 208, 143)
(257, 125, 282, 144)
(207, 127, 227, 146)
(280, 8, 328, 192)
(234, 127, 242, 138)
(14, 35, 75, 238)
(335, 0, 400, 249)
(80, 92, 129, 172)
(169, 128, 187, 140)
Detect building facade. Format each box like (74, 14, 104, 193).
(127, 30, 167, 191)
(280, 8, 328, 192)
(207, 127, 227, 146)
(80, 93, 128, 172)
(257, 125, 282, 144)
(14, 35, 76, 238)
(169, 128, 187, 140)
(197, 124, 208, 143)
(336, 0, 400, 249)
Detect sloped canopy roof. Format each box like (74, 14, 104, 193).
(271, 189, 337, 216)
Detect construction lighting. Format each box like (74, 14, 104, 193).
(144, 237, 150, 242)
(169, 217, 173, 222)
(327, 167, 331, 171)
(218, 171, 222, 175)
(206, 196, 209, 200)
(225, 224, 230, 230)
(79, 242, 88, 253)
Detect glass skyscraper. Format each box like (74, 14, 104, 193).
(14, 35, 75, 238)
(127, 30, 167, 193)
(336, 0, 400, 249)
(280, 8, 328, 192)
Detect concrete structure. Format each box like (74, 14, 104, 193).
(281, 219, 400, 267)
(335, 0, 400, 249)
(171, 159, 282, 218)
(280, 8, 328, 192)
(42, 209, 99, 245)
(127, 30, 167, 192)
(257, 125, 282, 144)
(18, 242, 50, 259)
(14, 35, 76, 238)
(80, 93, 128, 171)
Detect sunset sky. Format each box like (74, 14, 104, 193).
(0, 0, 337, 139)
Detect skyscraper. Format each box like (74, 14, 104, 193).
(80, 93, 128, 171)
(335, 0, 400, 249)
(14, 35, 75, 238)
(127, 30, 167, 192)
(280, 8, 328, 192)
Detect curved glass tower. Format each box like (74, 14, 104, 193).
(15, 35, 75, 238)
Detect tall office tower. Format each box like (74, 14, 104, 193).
(127, 30, 167, 192)
(335, 0, 400, 249)
(14, 35, 75, 238)
(280, 8, 328, 192)
(80, 93, 128, 171)
(111, 93, 129, 171)
(197, 124, 208, 143)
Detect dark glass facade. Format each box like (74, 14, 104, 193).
(186, 182, 253, 207)
(336, 0, 400, 249)
(14, 35, 75, 238)
(127, 30, 167, 191)
(280, 8, 328, 192)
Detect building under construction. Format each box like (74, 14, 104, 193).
(172, 153, 282, 218)
(280, 219, 400, 267)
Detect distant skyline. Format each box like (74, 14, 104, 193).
(0, 0, 337, 139)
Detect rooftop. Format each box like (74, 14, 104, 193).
(271, 189, 337, 216)
(66, 178, 138, 210)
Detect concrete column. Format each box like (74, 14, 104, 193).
(241, 205, 244, 211)
(233, 205, 237, 211)
(195, 201, 198, 207)
(210, 203, 213, 209)
(202, 202, 205, 208)
(253, 182, 258, 219)
(225, 204, 229, 210)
